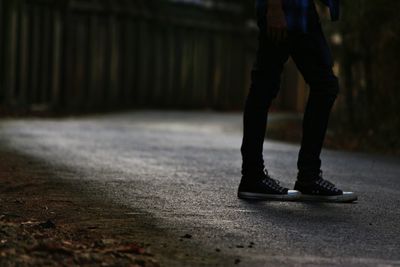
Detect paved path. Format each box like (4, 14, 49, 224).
(1, 111, 399, 266)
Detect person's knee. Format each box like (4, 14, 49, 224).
(246, 83, 280, 109)
(249, 69, 281, 104)
(309, 76, 339, 96)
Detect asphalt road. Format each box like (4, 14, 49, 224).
(1, 111, 400, 266)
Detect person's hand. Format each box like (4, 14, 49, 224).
(266, 3, 288, 44)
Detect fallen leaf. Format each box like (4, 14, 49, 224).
(38, 219, 56, 229)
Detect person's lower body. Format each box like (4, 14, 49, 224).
(238, 9, 357, 202)
(240, 25, 337, 181)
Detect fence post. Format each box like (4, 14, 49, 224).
(16, 1, 29, 109)
(50, 4, 63, 110)
(3, 0, 19, 107)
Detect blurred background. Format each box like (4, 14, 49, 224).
(0, 0, 399, 155)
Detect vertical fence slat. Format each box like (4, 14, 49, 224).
(0, 0, 4, 102)
(17, 3, 29, 108)
(50, 8, 62, 109)
(127, 17, 138, 106)
(29, 5, 41, 106)
(88, 15, 101, 109)
(152, 23, 164, 106)
(4, 3, 18, 106)
(172, 26, 183, 107)
(39, 7, 51, 107)
(130, 18, 140, 106)
(108, 15, 120, 109)
(164, 25, 174, 107)
(137, 18, 150, 107)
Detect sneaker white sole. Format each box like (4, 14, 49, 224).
(238, 190, 301, 201)
(297, 192, 358, 203)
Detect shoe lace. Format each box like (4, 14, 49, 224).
(261, 169, 287, 193)
(315, 170, 340, 192)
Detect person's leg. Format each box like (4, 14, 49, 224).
(237, 8, 300, 201)
(289, 13, 357, 203)
(289, 19, 339, 181)
(240, 11, 289, 178)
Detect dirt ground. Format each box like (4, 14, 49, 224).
(0, 149, 159, 267)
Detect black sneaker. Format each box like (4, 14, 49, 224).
(294, 170, 358, 203)
(238, 169, 300, 201)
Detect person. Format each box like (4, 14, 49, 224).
(237, 0, 357, 202)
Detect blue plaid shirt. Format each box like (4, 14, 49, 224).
(256, 0, 340, 32)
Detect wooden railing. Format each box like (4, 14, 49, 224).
(0, 0, 258, 113)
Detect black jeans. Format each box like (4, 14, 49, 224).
(240, 7, 339, 181)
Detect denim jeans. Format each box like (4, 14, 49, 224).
(240, 6, 339, 181)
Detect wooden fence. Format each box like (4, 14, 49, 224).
(0, 0, 262, 113)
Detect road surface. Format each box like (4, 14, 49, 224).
(1, 111, 399, 266)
